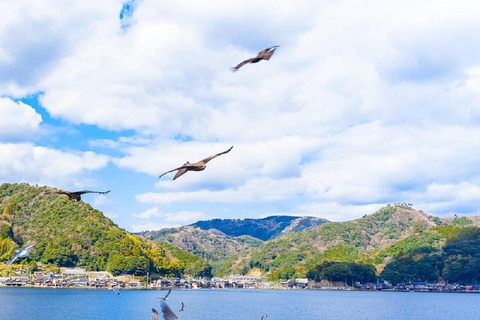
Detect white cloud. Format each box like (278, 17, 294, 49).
(0, 0, 124, 96)
(131, 222, 170, 233)
(295, 202, 386, 222)
(135, 123, 480, 217)
(0, 98, 42, 140)
(93, 194, 110, 207)
(132, 207, 163, 219)
(2, 0, 480, 227)
(138, 177, 305, 205)
(104, 211, 120, 219)
(0, 143, 110, 187)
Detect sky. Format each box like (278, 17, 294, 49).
(1, 0, 480, 232)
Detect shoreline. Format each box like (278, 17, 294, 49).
(1, 284, 479, 294)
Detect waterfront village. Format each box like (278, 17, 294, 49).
(1, 267, 480, 293)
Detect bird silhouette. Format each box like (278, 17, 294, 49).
(231, 46, 280, 72)
(159, 288, 172, 300)
(56, 190, 111, 201)
(1, 242, 38, 271)
(261, 314, 268, 320)
(159, 146, 233, 180)
(110, 285, 120, 295)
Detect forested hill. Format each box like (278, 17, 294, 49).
(0, 183, 211, 277)
(136, 215, 328, 263)
(191, 215, 329, 240)
(217, 205, 480, 285)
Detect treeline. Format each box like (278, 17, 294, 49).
(304, 226, 480, 285)
(379, 226, 480, 285)
(0, 183, 211, 278)
(307, 262, 376, 283)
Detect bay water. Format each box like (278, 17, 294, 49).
(1, 287, 479, 320)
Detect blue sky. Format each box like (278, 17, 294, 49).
(1, 0, 480, 232)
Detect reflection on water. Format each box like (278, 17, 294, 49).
(1, 288, 480, 320)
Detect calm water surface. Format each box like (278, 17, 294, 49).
(0, 288, 479, 320)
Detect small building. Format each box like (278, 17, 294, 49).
(63, 268, 86, 278)
(87, 271, 112, 279)
(228, 274, 261, 283)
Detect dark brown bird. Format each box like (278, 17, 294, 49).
(231, 46, 280, 72)
(57, 189, 111, 201)
(159, 146, 233, 180)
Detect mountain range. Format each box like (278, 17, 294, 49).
(138, 204, 480, 283)
(2, 183, 480, 285)
(136, 215, 327, 261)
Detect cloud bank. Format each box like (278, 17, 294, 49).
(1, 0, 480, 231)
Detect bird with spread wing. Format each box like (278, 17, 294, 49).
(110, 285, 120, 295)
(159, 288, 172, 300)
(56, 189, 111, 202)
(231, 46, 280, 72)
(1, 242, 38, 271)
(159, 146, 233, 181)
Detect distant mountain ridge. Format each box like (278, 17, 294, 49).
(190, 215, 329, 240)
(136, 215, 329, 263)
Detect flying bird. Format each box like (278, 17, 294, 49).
(57, 189, 111, 202)
(159, 301, 180, 320)
(1, 242, 38, 270)
(179, 302, 185, 312)
(110, 285, 120, 295)
(159, 288, 172, 300)
(231, 46, 280, 72)
(159, 146, 233, 181)
(261, 314, 268, 320)
(152, 308, 159, 320)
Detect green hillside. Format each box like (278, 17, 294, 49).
(139, 226, 263, 261)
(0, 183, 211, 278)
(136, 215, 328, 269)
(191, 216, 328, 240)
(211, 205, 480, 284)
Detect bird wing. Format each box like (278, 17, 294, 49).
(75, 190, 111, 195)
(199, 146, 234, 164)
(3, 253, 20, 269)
(164, 288, 172, 299)
(258, 46, 280, 60)
(159, 164, 191, 179)
(261, 50, 275, 61)
(112, 286, 120, 295)
(173, 168, 188, 180)
(26, 242, 39, 250)
(152, 308, 159, 320)
(231, 58, 256, 71)
(266, 45, 280, 50)
(161, 301, 180, 320)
